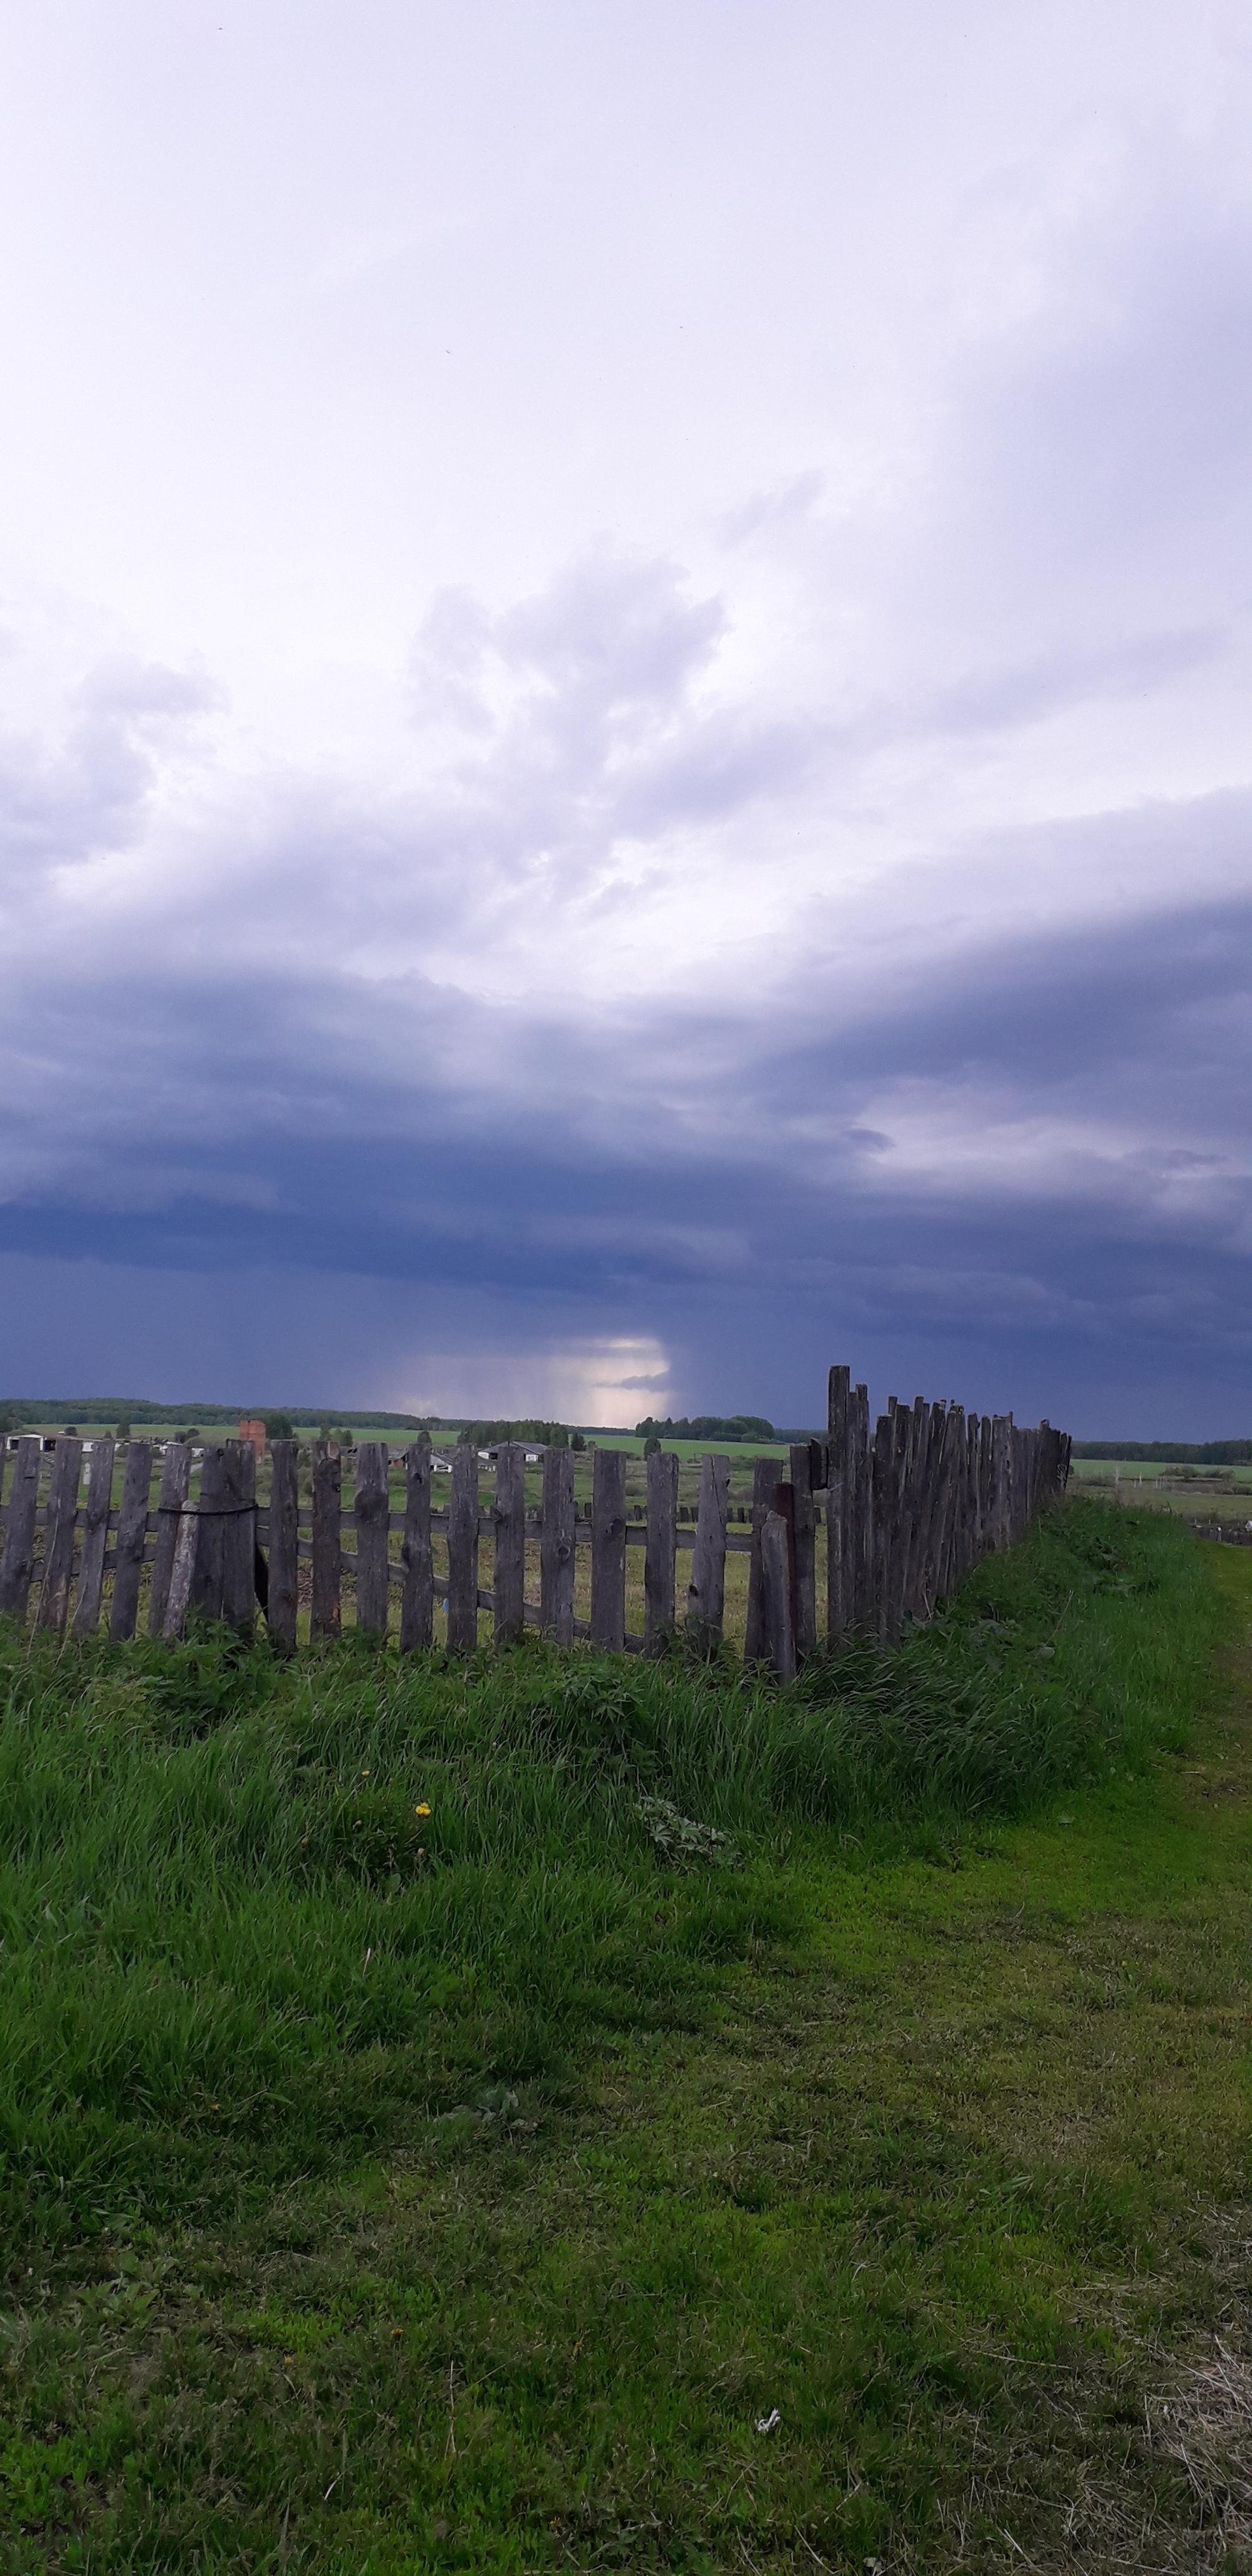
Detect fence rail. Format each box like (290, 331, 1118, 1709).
(0, 1369, 1070, 1675)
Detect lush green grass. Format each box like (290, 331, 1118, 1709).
(1, 1501, 1247, 2571)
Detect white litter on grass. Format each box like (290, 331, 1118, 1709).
(755, 2407, 781, 2435)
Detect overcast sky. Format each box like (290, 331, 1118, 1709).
(1, 0, 1249, 1432)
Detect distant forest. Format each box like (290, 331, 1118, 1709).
(1073, 1440, 1252, 1464)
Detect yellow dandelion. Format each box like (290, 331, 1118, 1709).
(415, 1802, 431, 1816)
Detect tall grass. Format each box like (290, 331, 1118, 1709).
(0, 1499, 1222, 2262)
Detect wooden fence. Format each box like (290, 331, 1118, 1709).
(0, 1369, 1069, 1676)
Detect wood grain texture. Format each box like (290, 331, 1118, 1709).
(446, 1445, 480, 1654)
(0, 1436, 42, 1623)
(589, 1447, 626, 1651)
(789, 1442, 816, 1659)
(311, 1445, 342, 1639)
(35, 1437, 82, 1633)
(220, 1441, 256, 1639)
(643, 1446, 678, 1655)
(743, 1453, 781, 1663)
(109, 1441, 154, 1641)
(353, 1441, 391, 1638)
(73, 1438, 116, 1638)
(162, 1506, 199, 1642)
(760, 1509, 797, 1681)
(147, 1443, 191, 1638)
(399, 1436, 434, 1653)
(685, 1451, 729, 1654)
(540, 1445, 576, 1644)
(267, 1440, 300, 1651)
(493, 1443, 526, 1646)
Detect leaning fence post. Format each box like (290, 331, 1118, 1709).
(35, 1437, 83, 1634)
(744, 1452, 781, 1661)
(72, 1437, 116, 1638)
(789, 1442, 816, 1659)
(643, 1446, 678, 1654)
(0, 1436, 42, 1625)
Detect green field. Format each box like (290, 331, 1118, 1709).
(1, 1502, 1249, 2571)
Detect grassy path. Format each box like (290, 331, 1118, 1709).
(2, 1528, 1251, 2571)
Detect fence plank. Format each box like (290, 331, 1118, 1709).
(743, 1453, 781, 1661)
(110, 1441, 154, 1640)
(353, 1442, 391, 1638)
(35, 1437, 83, 1633)
(162, 1506, 199, 1642)
(147, 1443, 192, 1636)
(540, 1445, 576, 1644)
(220, 1441, 256, 1638)
(789, 1442, 816, 1659)
(446, 1445, 479, 1653)
(0, 1436, 42, 1623)
(493, 1443, 526, 1646)
(267, 1440, 300, 1650)
(311, 1445, 342, 1638)
(589, 1447, 626, 1651)
(72, 1438, 115, 1638)
(643, 1447, 678, 1654)
(761, 1509, 797, 1681)
(826, 1365, 850, 1642)
(685, 1451, 729, 1654)
(399, 1436, 434, 1653)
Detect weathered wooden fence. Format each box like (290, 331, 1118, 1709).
(0, 1369, 1069, 1675)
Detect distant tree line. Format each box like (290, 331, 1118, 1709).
(634, 1414, 775, 1443)
(1073, 1440, 1252, 1465)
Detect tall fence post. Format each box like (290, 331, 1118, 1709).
(267, 1440, 300, 1650)
(149, 1442, 191, 1638)
(73, 1437, 116, 1639)
(311, 1444, 342, 1639)
(790, 1442, 816, 1659)
(110, 1441, 154, 1642)
(0, 1437, 42, 1624)
(760, 1508, 796, 1681)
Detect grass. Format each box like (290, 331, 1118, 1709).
(0, 1500, 1249, 2571)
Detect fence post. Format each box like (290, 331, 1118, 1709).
(760, 1509, 796, 1681)
(446, 1444, 479, 1653)
(399, 1436, 434, 1652)
(311, 1444, 342, 1639)
(589, 1448, 626, 1651)
(744, 1452, 781, 1660)
(643, 1447, 678, 1654)
(685, 1452, 729, 1655)
(493, 1443, 526, 1646)
(72, 1437, 115, 1638)
(354, 1442, 391, 1638)
(148, 1443, 191, 1637)
(35, 1438, 83, 1634)
(789, 1442, 816, 1659)
(110, 1441, 154, 1641)
(217, 1440, 256, 1639)
(826, 1365, 850, 1643)
(0, 1436, 42, 1625)
(267, 1440, 301, 1651)
(540, 1445, 576, 1644)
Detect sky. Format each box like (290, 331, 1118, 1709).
(1, 0, 1249, 1434)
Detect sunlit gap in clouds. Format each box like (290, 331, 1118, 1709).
(398, 1340, 672, 1429)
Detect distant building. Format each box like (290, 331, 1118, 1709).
(238, 1417, 267, 1458)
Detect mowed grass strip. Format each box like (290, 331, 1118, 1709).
(1, 1502, 1247, 2572)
